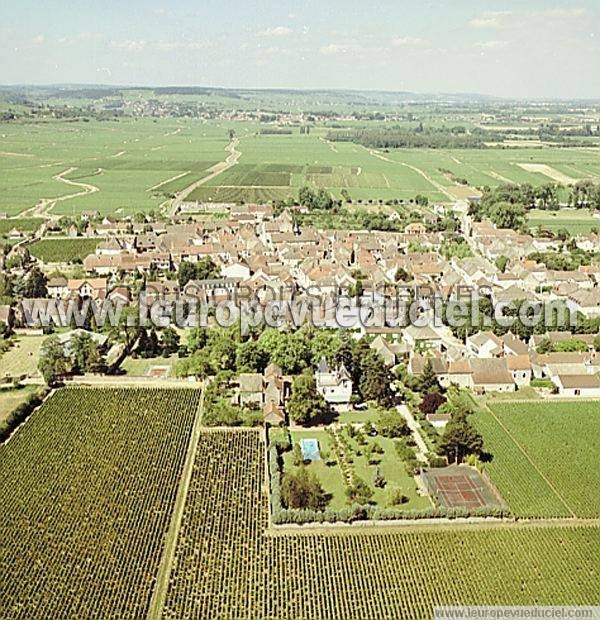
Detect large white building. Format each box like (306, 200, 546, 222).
(315, 357, 352, 407)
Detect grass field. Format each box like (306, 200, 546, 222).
(28, 237, 99, 262)
(0, 336, 45, 378)
(3, 119, 600, 215)
(475, 401, 600, 518)
(0, 385, 38, 423)
(120, 355, 177, 377)
(283, 427, 430, 511)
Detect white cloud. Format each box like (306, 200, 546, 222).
(391, 36, 428, 47)
(474, 40, 508, 49)
(76, 32, 104, 42)
(469, 11, 512, 29)
(319, 43, 351, 55)
(109, 38, 209, 53)
(110, 39, 147, 52)
(155, 40, 208, 51)
(542, 8, 586, 18)
(256, 26, 292, 38)
(470, 8, 588, 30)
(31, 34, 45, 45)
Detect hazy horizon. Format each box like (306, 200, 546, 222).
(1, 0, 599, 99)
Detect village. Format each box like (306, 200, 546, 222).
(1, 193, 599, 519)
(2, 2, 600, 611)
(2, 196, 599, 401)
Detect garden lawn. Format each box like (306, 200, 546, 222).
(0, 386, 38, 424)
(0, 336, 45, 378)
(284, 428, 430, 511)
(120, 355, 177, 377)
(284, 429, 347, 510)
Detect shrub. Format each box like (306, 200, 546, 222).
(281, 467, 327, 510)
(388, 488, 409, 506)
(428, 455, 447, 468)
(378, 410, 410, 438)
(345, 477, 373, 504)
(418, 392, 447, 415)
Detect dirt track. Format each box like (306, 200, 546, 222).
(166, 138, 241, 215)
(20, 167, 101, 219)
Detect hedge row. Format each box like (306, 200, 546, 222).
(0, 387, 50, 443)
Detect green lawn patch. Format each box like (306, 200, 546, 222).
(283, 427, 430, 512)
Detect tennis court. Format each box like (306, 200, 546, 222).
(421, 465, 506, 510)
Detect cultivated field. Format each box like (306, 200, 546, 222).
(0, 119, 229, 216)
(0, 217, 43, 239)
(475, 401, 600, 518)
(194, 131, 600, 205)
(3, 119, 600, 216)
(27, 238, 99, 263)
(1, 398, 600, 619)
(528, 208, 599, 234)
(0, 387, 200, 618)
(162, 428, 600, 619)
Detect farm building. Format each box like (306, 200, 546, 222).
(551, 374, 600, 397)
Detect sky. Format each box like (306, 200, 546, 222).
(1, 0, 599, 99)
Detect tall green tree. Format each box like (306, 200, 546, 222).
(21, 265, 47, 298)
(177, 262, 198, 288)
(38, 336, 69, 386)
(439, 410, 484, 464)
(359, 351, 395, 407)
(160, 326, 180, 355)
(281, 467, 327, 510)
(70, 331, 102, 373)
(288, 372, 329, 426)
(490, 201, 526, 230)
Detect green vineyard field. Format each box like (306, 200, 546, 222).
(475, 401, 600, 518)
(1, 390, 599, 619)
(0, 387, 200, 618)
(27, 238, 99, 263)
(163, 428, 600, 619)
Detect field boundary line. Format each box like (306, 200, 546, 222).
(487, 397, 600, 405)
(365, 147, 457, 200)
(146, 383, 205, 620)
(147, 170, 191, 192)
(484, 403, 577, 518)
(266, 516, 600, 536)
